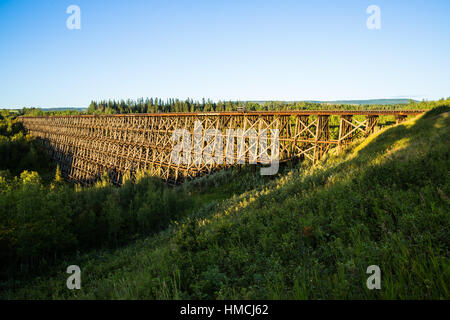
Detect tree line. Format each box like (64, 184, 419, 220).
(6, 97, 449, 117)
(86, 97, 443, 114)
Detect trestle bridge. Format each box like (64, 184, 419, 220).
(19, 110, 424, 184)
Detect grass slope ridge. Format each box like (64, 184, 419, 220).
(4, 107, 450, 299)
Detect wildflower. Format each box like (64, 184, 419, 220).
(303, 226, 312, 238)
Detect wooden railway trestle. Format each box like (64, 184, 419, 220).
(19, 110, 424, 185)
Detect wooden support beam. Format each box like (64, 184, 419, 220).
(366, 115, 379, 136)
(338, 115, 353, 150)
(395, 115, 408, 124)
(314, 115, 330, 162)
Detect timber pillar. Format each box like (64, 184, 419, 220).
(338, 115, 353, 150)
(395, 115, 407, 124)
(314, 115, 330, 162)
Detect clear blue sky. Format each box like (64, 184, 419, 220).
(1, 0, 449, 108)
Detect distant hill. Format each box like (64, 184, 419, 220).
(40, 107, 87, 111)
(306, 99, 415, 105)
(249, 99, 416, 105)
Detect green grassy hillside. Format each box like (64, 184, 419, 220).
(2, 107, 449, 299)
